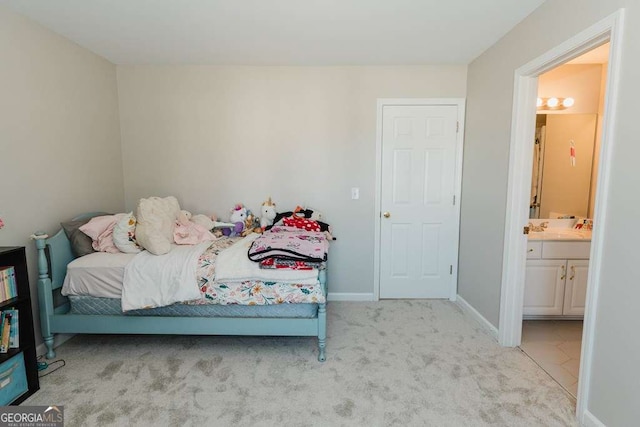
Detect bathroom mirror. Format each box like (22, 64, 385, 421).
(530, 114, 598, 219)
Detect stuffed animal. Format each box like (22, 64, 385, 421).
(241, 212, 262, 237)
(190, 213, 212, 230)
(191, 212, 236, 231)
(174, 210, 216, 245)
(260, 197, 277, 229)
(177, 210, 192, 224)
(222, 203, 247, 237)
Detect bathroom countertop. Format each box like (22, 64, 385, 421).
(528, 228, 592, 241)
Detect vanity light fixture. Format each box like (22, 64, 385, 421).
(537, 97, 575, 110)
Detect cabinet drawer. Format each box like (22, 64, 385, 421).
(0, 352, 28, 405)
(527, 241, 542, 259)
(542, 241, 591, 259)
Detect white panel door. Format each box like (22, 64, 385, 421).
(380, 105, 458, 298)
(523, 260, 566, 316)
(563, 260, 590, 316)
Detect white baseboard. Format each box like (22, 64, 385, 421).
(36, 333, 74, 358)
(327, 292, 375, 301)
(455, 295, 499, 340)
(582, 410, 606, 427)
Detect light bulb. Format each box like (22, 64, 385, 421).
(547, 97, 559, 108)
(536, 98, 543, 107)
(562, 97, 575, 107)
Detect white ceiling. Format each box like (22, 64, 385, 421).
(1, 0, 547, 65)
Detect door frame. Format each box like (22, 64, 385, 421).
(497, 9, 624, 422)
(374, 98, 466, 301)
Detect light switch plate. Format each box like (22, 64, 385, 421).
(351, 187, 360, 200)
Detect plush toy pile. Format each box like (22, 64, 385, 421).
(65, 196, 334, 258)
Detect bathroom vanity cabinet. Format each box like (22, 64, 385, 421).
(523, 240, 590, 318)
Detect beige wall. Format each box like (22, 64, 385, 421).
(460, 0, 640, 424)
(0, 7, 124, 342)
(117, 65, 467, 296)
(538, 63, 603, 114)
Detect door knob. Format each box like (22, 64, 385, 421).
(383, 212, 391, 218)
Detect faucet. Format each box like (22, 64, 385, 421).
(527, 221, 549, 232)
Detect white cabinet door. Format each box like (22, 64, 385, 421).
(523, 260, 566, 316)
(563, 260, 590, 316)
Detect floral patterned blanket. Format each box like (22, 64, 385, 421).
(191, 238, 326, 305)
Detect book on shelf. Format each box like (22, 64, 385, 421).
(0, 266, 18, 303)
(0, 309, 19, 353)
(0, 312, 11, 353)
(6, 310, 18, 349)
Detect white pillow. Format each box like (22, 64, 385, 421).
(135, 196, 181, 255)
(113, 212, 142, 254)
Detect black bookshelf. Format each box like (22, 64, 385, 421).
(0, 247, 39, 404)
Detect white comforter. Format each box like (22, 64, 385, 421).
(121, 242, 211, 311)
(214, 233, 319, 284)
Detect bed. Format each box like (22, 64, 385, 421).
(34, 213, 328, 362)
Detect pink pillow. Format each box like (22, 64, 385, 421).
(79, 214, 126, 253)
(79, 215, 115, 240)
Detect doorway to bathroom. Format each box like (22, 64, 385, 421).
(497, 9, 624, 420)
(520, 44, 608, 398)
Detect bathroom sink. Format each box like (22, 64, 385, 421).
(528, 228, 592, 240)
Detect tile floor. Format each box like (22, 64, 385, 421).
(520, 320, 583, 398)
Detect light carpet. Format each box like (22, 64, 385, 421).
(24, 301, 577, 426)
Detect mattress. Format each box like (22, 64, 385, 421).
(62, 252, 135, 298)
(68, 295, 318, 318)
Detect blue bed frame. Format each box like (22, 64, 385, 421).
(34, 214, 327, 362)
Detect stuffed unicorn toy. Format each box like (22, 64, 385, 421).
(222, 203, 248, 237)
(260, 197, 277, 229)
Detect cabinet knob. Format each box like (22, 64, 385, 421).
(528, 248, 534, 252)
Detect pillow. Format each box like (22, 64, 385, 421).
(79, 215, 116, 241)
(135, 196, 181, 255)
(79, 214, 124, 253)
(113, 212, 142, 254)
(61, 219, 96, 258)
